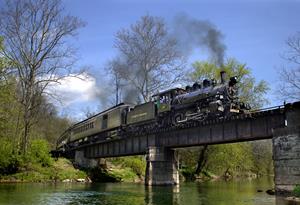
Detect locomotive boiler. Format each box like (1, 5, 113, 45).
(153, 71, 249, 124)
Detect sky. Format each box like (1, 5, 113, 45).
(50, 0, 300, 120)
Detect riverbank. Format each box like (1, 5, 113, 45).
(0, 158, 87, 183)
(2, 157, 300, 203)
(0, 157, 144, 184)
(0, 157, 272, 184)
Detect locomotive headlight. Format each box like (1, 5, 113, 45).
(219, 95, 224, 99)
(229, 76, 238, 86)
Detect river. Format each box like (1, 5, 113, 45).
(0, 178, 289, 205)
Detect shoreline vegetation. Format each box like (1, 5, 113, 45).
(0, 139, 275, 185)
(3, 159, 300, 204)
(0, 155, 271, 184)
(1, 146, 299, 202)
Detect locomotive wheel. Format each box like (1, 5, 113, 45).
(173, 112, 185, 124)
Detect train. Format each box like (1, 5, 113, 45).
(56, 71, 250, 152)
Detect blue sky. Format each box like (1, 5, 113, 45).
(57, 0, 300, 119)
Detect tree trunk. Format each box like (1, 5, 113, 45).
(21, 76, 34, 155)
(22, 122, 29, 154)
(115, 76, 119, 105)
(195, 145, 209, 174)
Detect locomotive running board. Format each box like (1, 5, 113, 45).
(177, 118, 188, 123)
(230, 109, 240, 113)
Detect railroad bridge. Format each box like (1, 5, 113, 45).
(70, 102, 300, 193)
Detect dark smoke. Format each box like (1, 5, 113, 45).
(110, 59, 142, 104)
(123, 87, 141, 104)
(173, 14, 226, 66)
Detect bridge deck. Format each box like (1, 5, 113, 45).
(80, 105, 287, 158)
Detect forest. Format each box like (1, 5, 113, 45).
(0, 0, 299, 183)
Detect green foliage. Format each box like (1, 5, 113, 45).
(103, 156, 146, 182)
(179, 143, 255, 177)
(0, 44, 71, 178)
(178, 148, 200, 168)
(293, 185, 300, 197)
(0, 79, 21, 141)
(250, 140, 273, 175)
(190, 58, 269, 109)
(0, 43, 23, 175)
(0, 139, 20, 174)
(31, 100, 70, 148)
(122, 156, 146, 176)
(89, 168, 121, 182)
(110, 168, 136, 182)
(52, 158, 86, 181)
(111, 156, 146, 177)
(177, 58, 272, 180)
(179, 141, 273, 179)
(1, 158, 87, 182)
(205, 143, 254, 175)
(26, 139, 53, 167)
(180, 167, 196, 181)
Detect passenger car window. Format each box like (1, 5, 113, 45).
(102, 114, 108, 129)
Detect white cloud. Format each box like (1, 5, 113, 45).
(47, 72, 102, 107)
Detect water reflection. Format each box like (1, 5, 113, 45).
(0, 178, 293, 205)
(145, 185, 180, 205)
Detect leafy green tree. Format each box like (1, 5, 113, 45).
(0, 0, 84, 154)
(0, 38, 22, 175)
(205, 143, 254, 176)
(190, 58, 269, 109)
(27, 139, 53, 167)
(0, 36, 73, 178)
(31, 98, 70, 148)
(0, 37, 22, 149)
(250, 140, 273, 175)
(179, 59, 271, 177)
(0, 79, 23, 150)
(0, 139, 20, 174)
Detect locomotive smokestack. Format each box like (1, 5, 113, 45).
(220, 70, 226, 84)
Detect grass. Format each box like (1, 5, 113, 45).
(110, 167, 137, 182)
(293, 185, 300, 197)
(0, 158, 87, 182)
(0, 155, 146, 183)
(106, 156, 145, 182)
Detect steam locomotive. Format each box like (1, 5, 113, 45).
(56, 71, 250, 151)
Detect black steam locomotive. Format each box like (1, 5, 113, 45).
(56, 71, 249, 151)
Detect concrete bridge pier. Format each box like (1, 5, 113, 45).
(74, 149, 98, 168)
(145, 147, 179, 186)
(273, 104, 300, 194)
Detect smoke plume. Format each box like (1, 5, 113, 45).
(173, 14, 226, 66)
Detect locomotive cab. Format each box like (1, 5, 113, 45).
(153, 88, 185, 114)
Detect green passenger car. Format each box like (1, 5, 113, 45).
(56, 104, 131, 150)
(127, 102, 156, 125)
(70, 104, 130, 142)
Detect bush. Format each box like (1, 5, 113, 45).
(0, 139, 20, 175)
(88, 167, 121, 182)
(27, 139, 53, 167)
(293, 185, 300, 197)
(180, 167, 196, 181)
(53, 158, 87, 181)
(122, 157, 146, 176)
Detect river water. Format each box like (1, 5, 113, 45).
(0, 178, 289, 205)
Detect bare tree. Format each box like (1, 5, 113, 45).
(0, 0, 84, 154)
(106, 58, 125, 105)
(114, 15, 186, 102)
(82, 106, 97, 118)
(278, 32, 300, 101)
